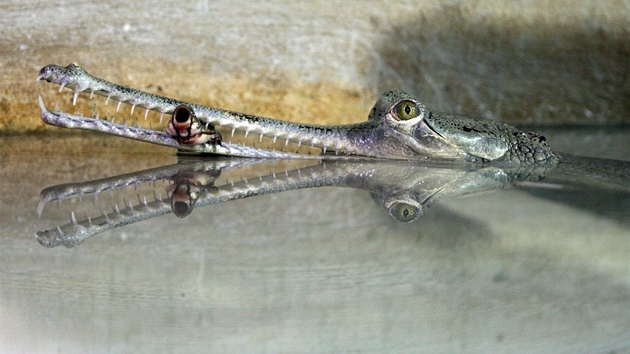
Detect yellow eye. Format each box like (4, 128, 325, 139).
(393, 100, 420, 120)
(388, 202, 421, 222)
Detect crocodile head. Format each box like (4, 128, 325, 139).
(36, 64, 556, 164)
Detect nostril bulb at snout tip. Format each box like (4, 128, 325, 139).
(173, 105, 192, 123)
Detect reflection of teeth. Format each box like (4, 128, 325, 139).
(71, 211, 77, 225)
(99, 207, 110, 221)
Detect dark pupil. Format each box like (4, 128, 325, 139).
(174, 106, 191, 123)
(402, 208, 410, 217)
(404, 105, 411, 115)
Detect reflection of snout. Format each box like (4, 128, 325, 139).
(169, 182, 202, 218)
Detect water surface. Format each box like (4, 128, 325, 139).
(1, 127, 628, 352)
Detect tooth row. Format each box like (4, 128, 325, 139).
(48, 79, 169, 123)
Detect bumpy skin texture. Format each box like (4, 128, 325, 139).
(424, 111, 556, 164)
(37, 64, 558, 165)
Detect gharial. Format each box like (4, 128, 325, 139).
(37, 63, 556, 165)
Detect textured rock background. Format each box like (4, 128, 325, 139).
(1, 0, 629, 134)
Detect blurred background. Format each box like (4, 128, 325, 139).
(2, 0, 629, 134)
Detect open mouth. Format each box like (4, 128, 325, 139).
(36, 64, 353, 159)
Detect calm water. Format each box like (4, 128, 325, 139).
(1, 127, 628, 353)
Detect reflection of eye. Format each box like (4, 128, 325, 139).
(393, 100, 420, 121)
(387, 202, 421, 222)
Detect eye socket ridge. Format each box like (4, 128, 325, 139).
(391, 99, 422, 121)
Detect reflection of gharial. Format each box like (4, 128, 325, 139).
(37, 64, 556, 165)
(37, 157, 544, 248)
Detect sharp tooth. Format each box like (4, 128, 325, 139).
(116, 101, 122, 112)
(297, 140, 302, 148)
(244, 130, 249, 138)
(231, 127, 235, 137)
(130, 104, 136, 115)
(87, 215, 93, 225)
(70, 212, 77, 225)
(59, 83, 66, 92)
(273, 135, 277, 143)
(105, 95, 111, 105)
(323, 146, 327, 154)
(72, 90, 80, 106)
(89, 91, 94, 100)
(285, 138, 289, 146)
(144, 108, 149, 120)
(57, 226, 64, 235)
(37, 201, 46, 217)
(159, 112, 164, 124)
(37, 95, 46, 111)
(259, 133, 263, 142)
